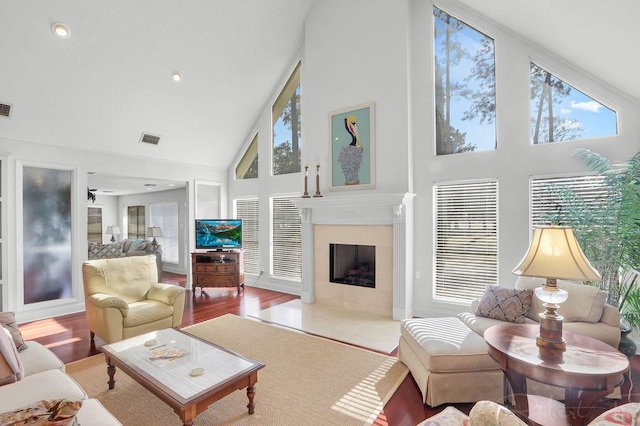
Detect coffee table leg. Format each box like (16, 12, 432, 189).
(107, 361, 116, 390)
(247, 385, 256, 414)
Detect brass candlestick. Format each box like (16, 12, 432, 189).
(302, 165, 310, 198)
(313, 163, 322, 197)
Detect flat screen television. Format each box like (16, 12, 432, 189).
(195, 219, 243, 251)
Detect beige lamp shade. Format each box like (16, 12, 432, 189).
(105, 226, 121, 235)
(147, 227, 162, 237)
(512, 226, 601, 281)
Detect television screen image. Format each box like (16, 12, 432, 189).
(195, 219, 242, 250)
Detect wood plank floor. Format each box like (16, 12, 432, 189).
(18, 272, 640, 426)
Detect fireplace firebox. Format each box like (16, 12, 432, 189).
(329, 244, 375, 288)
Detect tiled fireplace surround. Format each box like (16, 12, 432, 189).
(293, 193, 415, 320)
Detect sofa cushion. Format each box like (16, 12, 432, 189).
(458, 311, 536, 337)
(400, 317, 499, 373)
(0, 327, 24, 386)
(0, 398, 81, 425)
(123, 300, 174, 328)
(589, 402, 640, 425)
(0, 369, 87, 413)
(515, 276, 607, 323)
(88, 243, 123, 259)
(18, 341, 65, 376)
(75, 399, 122, 426)
(126, 239, 148, 252)
(0, 312, 27, 351)
(475, 285, 533, 324)
(417, 406, 469, 425)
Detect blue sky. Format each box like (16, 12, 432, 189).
(434, 7, 617, 152)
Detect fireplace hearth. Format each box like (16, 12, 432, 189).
(330, 243, 375, 288)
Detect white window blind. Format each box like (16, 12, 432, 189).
(235, 198, 259, 275)
(271, 196, 301, 280)
(150, 202, 179, 263)
(435, 180, 498, 301)
(531, 175, 607, 229)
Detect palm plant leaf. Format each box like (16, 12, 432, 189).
(544, 149, 640, 318)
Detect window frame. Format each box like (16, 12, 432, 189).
(270, 195, 302, 281)
(433, 179, 499, 302)
(272, 62, 301, 176)
(149, 202, 180, 264)
(234, 197, 260, 275)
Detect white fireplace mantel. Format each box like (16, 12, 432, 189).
(293, 192, 415, 320)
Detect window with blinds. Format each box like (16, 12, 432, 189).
(127, 206, 145, 239)
(530, 175, 607, 228)
(87, 206, 103, 243)
(149, 202, 179, 263)
(434, 180, 498, 301)
(235, 198, 259, 275)
(271, 196, 301, 281)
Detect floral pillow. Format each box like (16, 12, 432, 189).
(0, 398, 82, 425)
(0, 312, 27, 351)
(475, 286, 533, 324)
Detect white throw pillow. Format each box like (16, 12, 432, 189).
(514, 276, 607, 323)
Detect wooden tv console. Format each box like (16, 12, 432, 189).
(191, 250, 245, 295)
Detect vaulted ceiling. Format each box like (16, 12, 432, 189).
(1, 0, 638, 183)
(0, 0, 316, 171)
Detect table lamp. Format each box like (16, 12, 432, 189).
(105, 226, 121, 243)
(512, 225, 601, 352)
(147, 226, 162, 248)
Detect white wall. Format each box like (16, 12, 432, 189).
(116, 188, 188, 274)
(410, 0, 640, 317)
(0, 136, 225, 321)
(229, 0, 640, 316)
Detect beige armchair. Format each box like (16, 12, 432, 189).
(82, 255, 186, 344)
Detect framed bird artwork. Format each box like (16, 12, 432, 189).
(328, 101, 375, 191)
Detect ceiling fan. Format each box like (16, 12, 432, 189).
(87, 187, 97, 203)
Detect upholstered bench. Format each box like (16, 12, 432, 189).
(398, 316, 503, 407)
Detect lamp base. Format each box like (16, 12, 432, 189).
(110, 236, 115, 243)
(537, 308, 566, 360)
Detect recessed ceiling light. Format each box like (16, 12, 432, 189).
(51, 23, 71, 39)
(172, 72, 182, 82)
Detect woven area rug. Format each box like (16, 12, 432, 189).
(66, 314, 408, 425)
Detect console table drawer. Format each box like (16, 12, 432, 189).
(216, 264, 236, 274)
(197, 275, 236, 286)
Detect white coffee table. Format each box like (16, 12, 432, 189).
(100, 328, 265, 426)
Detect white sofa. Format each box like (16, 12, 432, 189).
(398, 276, 621, 407)
(0, 332, 121, 425)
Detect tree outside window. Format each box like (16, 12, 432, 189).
(530, 63, 617, 144)
(273, 62, 301, 175)
(433, 7, 496, 156)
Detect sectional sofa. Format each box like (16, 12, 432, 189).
(0, 325, 121, 424)
(89, 238, 163, 276)
(398, 276, 621, 406)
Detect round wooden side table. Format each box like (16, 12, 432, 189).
(484, 323, 629, 426)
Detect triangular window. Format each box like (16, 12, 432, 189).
(530, 63, 617, 144)
(236, 133, 258, 180)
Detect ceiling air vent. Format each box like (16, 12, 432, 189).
(0, 102, 12, 118)
(139, 132, 161, 145)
